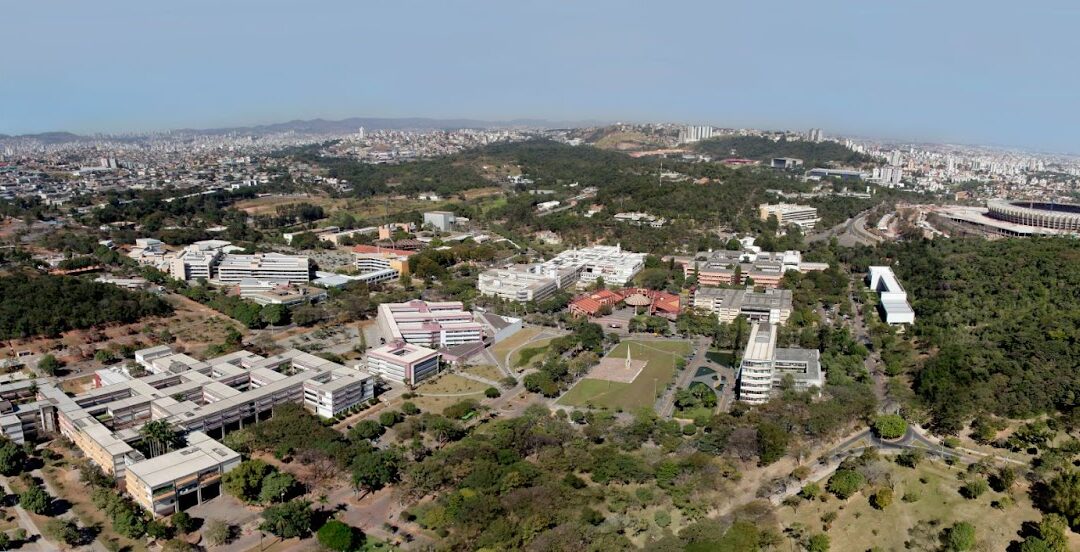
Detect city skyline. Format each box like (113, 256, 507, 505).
(6, 2, 1080, 153)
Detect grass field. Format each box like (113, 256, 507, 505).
(511, 337, 556, 369)
(462, 364, 504, 382)
(491, 327, 544, 364)
(419, 373, 488, 394)
(777, 460, 1052, 551)
(558, 340, 691, 410)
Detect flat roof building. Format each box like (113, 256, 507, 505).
(478, 245, 646, 303)
(125, 431, 240, 517)
(423, 211, 456, 232)
(366, 341, 441, 386)
(737, 323, 823, 405)
(682, 248, 815, 289)
(376, 300, 483, 348)
(867, 266, 914, 325)
(216, 253, 311, 284)
(758, 203, 820, 231)
(693, 287, 792, 324)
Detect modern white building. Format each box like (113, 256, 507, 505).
(737, 323, 823, 405)
(377, 301, 483, 348)
(545, 244, 646, 288)
(365, 341, 441, 386)
(867, 266, 914, 324)
(216, 253, 311, 284)
(423, 211, 456, 232)
(477, 264, 579, 303)
(758, 203, 820, 231)
(169, 246, 220, 281)
(679, 125, 715, 144)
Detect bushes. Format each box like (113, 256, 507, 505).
(379, 410, 403, 427)
(870, 487, 893, 510)
(872, 414, 907, 440)
(350, 420, 385, 441)
(92, 487, 148, 539)
(943, 522, 976, 551)
(19, 485, 50, 514)
(260, 500, 314, 538)
(959, 479, 989, 499)
(826, 469, 864, 499)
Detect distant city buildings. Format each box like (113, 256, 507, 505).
(758, 203, 820, 231)
(613, 212, 667, 228)
(770, 157, 804, 169)
(806, 128, 825, 143)
(679, 125, 715, 144)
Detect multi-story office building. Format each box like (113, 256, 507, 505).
(692, 287, 792, 324)
(679, 125, 715, 144)
(758, 203, 820, 231)
(478, 263, 580, 302)
(545, 245, 646, 288)
(377, 301, 483, 348)
(736, 323, 823, 405)
(169, 246, 220, 281)
(125, 431, 240, 516)
(683, 249, 816, 289)
(366, 341, 441, 386)
(478, 245, 646, 302)
(353, 244, 412, 276)
(216, 253, 311, 284)
(867, 266, 914, 324)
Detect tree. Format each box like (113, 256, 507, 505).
(484, 386, 501, 398)
(171, 511, 195, 534)
(0, 531, 9, 550)
(826, 469, 864, 499)
(222, 459, 274, 503)
(317, 520, 358, 552)
(756, 422, 788, 465)
(260, 500, 313, 539)
(260, 304, 288, 326)
(349, 420, 385, 441)
(378, 410, 403, 427)
(0, 439, 26, 476)
(19, 485, 49, 514)
(401, 401, 420, 415)
(258, 471, 297, 504)
(140, 419, 180, 458)
(872, 414, 907, 439)
(37, 354, 61, 376)
(351, 451, 398, 497)
(1018, 514, 1069, 552)
(1044, 470, 1080, 527)
(943, 522, 976, 551)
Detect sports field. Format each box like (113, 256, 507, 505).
(558, 339, 691, 410)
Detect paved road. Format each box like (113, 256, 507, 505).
(808, 211, 883, 247)
(656, 337, 709, 418)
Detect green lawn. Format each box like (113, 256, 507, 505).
(558, 339, 691, 410)
(511, 337, 555, 369)
(705, 350, 735, 366)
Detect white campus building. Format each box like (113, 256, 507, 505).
(867, 266, 915, 325)
(376, 300, 484, 348)
(478, 245, 646, 302)
(737, 323, 823, 405)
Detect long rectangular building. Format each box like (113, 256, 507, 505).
(692, 287, 792, 324)
(376, 300, 483, 348)
(867, 266, 914, 324)
(366, 341, 442, 386)
(478, 245, 646, 303)
(216, 253, 311, 284)
(683, 249, 812, 289)
(758, 203, 820, 231)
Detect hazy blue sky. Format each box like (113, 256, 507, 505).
(4, 1, 1080, 151)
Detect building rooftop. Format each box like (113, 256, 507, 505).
(126, 431, 239, 489)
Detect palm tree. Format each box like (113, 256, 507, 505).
(140, 420, 178, 458)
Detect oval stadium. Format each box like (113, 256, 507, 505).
(987, 200, 1080, 232)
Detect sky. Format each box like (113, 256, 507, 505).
(4, 1, 1080, 152)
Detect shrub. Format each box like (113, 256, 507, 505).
(19, 485, 50, 514)
(826, 469, 865, 499)
(960, 479, 988, 499)
(654, 510, 671, 528)
(484, 387, 501, 398)
(171, 511, 195, 534)
(870, 488, 893, 510)
(943, 522, 976, 551)
(872, 414, 907, 440)
(204, 519, 231, 546)
(401, 401, 420, 415)
(895, 449, 924, 468)
(316, 520, 357, 552)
